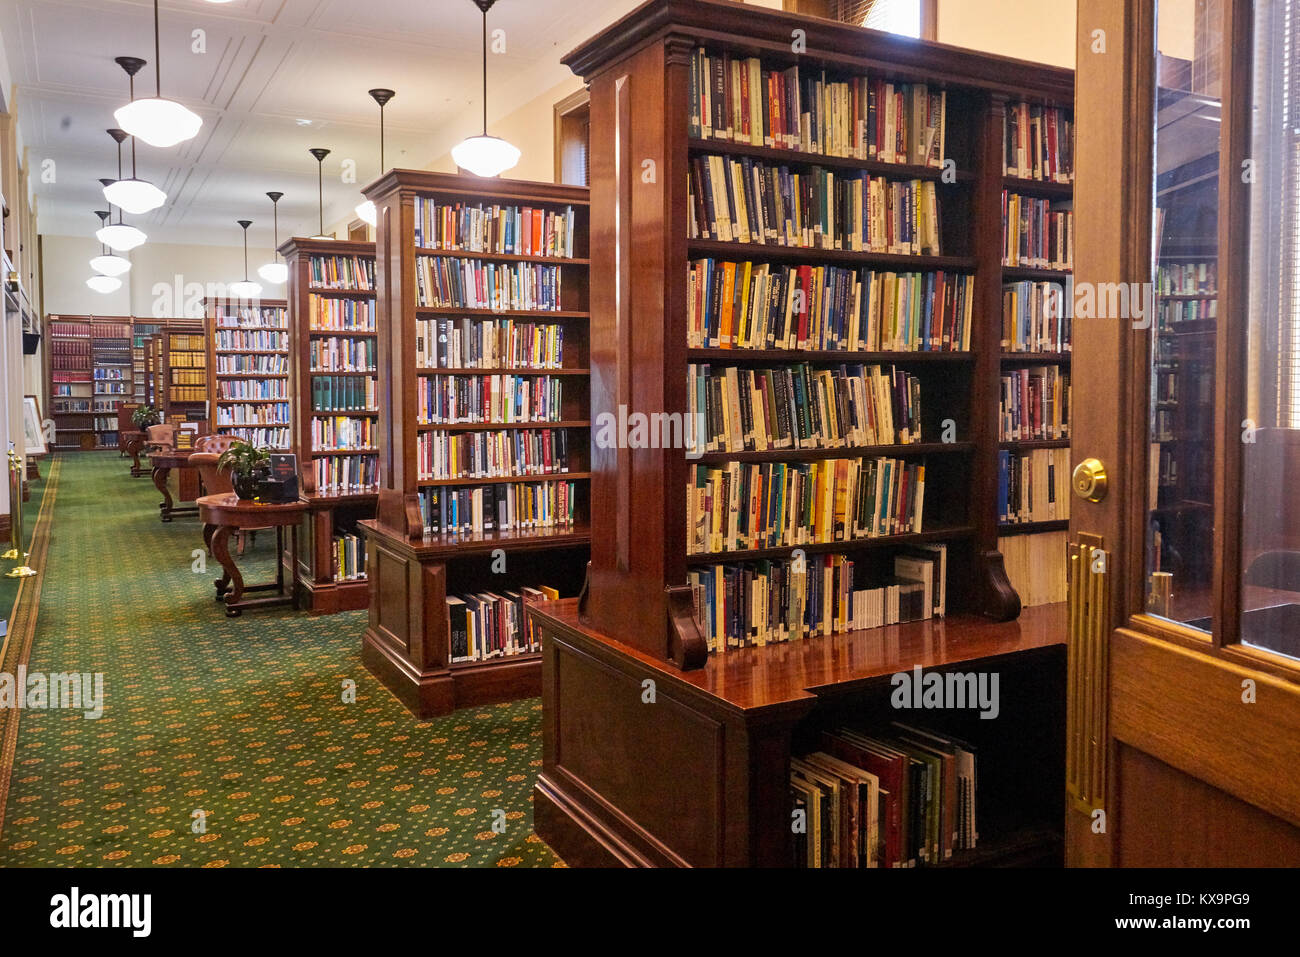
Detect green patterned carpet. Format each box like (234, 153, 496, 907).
(0, 451, 561, 867)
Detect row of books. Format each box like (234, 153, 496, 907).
(332, 532, 366, 582)
(688, 362, 924, 452)
(1000, 280, 1072, 353)
(689, 154, 943, 255)
(999, 366, 1070, 442)
(92, 400, 123, 412)
(688, 259, 975, 352)
(1155, 261, 1216, 294)
(94, 382, 129, 395)
(213, 329, 289, 353)
(416, 374, 567, 426)
(167, 351, 206, 368)
(170, 334, 205, 351)
(312, 416, 374, 452)
(312, 375, 377, 412)
(214, 307, 286, 329)
(1003, 101, 1074, 183)
(171, 369, 206, 385)
(413, 201, 578, 259)
(51, 350, 92, 369)
(415, 258, 565, 312)
(92, 322, 132, 339)
(215, 355, 288, 375)
(308, 337, 376, 373)
(53, 400, 91, 413)
(688, 457, 926, 555)
(216, 403, 290, 426)
(218, 426, 290, 450)
(218, 379, 287, 400)
(690, 546, 946, 654)
(49, 320, 93, 338)
(1002, 192, 1073, 270)
(415, 427, 572, 482)
(92, 416, 119, 432)
(689, 47, 948, 167)
(794, 723, 976, 869)
(446, 587, 557, 663)
(415, 317, 567, 371)
(999, 530, 1067, 607)
(1157, 298, 1216, 328)
(92, 367, 128, 380)
(997, 447, 1071, 525)
(169, 386, 206, 403)
(419, 479, 579, 535)
(310, 255, 375, 291)
(309, 297, 375, 331)
(313, 454, 379, 495)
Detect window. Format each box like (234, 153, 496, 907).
(830, 0, 929, 39)
(554, 90, 590, 188)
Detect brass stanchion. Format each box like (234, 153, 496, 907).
(3, 444, 35, 577)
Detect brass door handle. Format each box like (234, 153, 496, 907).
(1072, 457, 1108, 502)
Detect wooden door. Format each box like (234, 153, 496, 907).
(1069, 0, 1300, 867)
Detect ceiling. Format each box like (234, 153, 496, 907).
(1, 0, 642, 248)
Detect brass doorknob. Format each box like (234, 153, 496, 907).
(1072, 457, 1108, 502)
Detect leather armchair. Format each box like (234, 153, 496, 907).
(145, 423, 177, 453)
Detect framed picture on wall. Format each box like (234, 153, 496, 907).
(23, 395, 47, 457)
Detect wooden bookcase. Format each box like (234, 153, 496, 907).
(145, 333, 163, 408)
(91, 317, 133, 449)
(530, 0, 1073, 868)
(203, 297, 290, 451)
(359, 169, 592, 715)
(48, 315, 96, 450)
(160, 320, 208, 420)
(281, 237, 379, 613)
(132, 320, 163, 405)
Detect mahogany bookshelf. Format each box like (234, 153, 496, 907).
(159, 320, 208, 420)
(203, 297, 290, 451)
(131, 320, 162, 405)
(281, 237, 379, 613)
(358, 168, 592, 716)
(529, 0, 1073, 868)
(47, 315, 139, 451)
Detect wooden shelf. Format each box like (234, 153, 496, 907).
(687, 347, 973, 364)
(999, 437, 1070, 449)
(415, 307, 590, 319)
(417, 366, 589, 376)
(688, 237, 976, 271)
(415, 419, 589, 431)
(690, 137, 976, 183)
(1000, 351, 1072, 364)
(417, 471, 590, 488)
(306, 287, 376, 298)
(309, 328, 378, 336)
(998, 518, 1069, 535)
(693, 441, 974, 464)
(414, 246, 589, 266)
(685, 526, 976, 565)
(1002, 265, 1072, 280)
(362, 519, 591, 561)
(1002, 175, 1074, 198)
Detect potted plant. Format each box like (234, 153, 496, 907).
(132, 405, 162, 430)
(217, 440, 271, 500)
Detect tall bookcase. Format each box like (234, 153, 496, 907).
(48, 315, 96, 450)
(145, 333, 163, 408)
(203, 297, 290, 450)
(132, 319, 163, 404)
(281, 237, 379, 613)
(530, 0, 1073, 868)
(359, 169, 592, 715)
(160, 321, 208, 420)
(91, 318, 133, 449)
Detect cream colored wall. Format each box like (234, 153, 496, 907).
(43, 234, 277, 320)
(937, 0, 1076, 68)
(1158, 0, 1196, 58)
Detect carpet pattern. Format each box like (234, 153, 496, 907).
(0, 452, 561, 867)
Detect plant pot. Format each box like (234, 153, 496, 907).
(233, 470, 266, 500)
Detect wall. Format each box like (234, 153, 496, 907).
(42, 234, 277, 320)
(937, 0, 1076, 68)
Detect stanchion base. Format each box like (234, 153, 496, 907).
(0, 548, 23, 560)
(4, 566, 36, 578)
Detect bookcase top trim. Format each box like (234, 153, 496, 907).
(278, 237, 376, 259)
(361, 168, 591, 207)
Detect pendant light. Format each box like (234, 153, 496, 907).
(102, 116, 166, 215)
(451, 0, 520, 178)
(229, 220, 262, 299)
(114, 0, 202, 148)
(258, 192, 288, 284)
(89, 211, 133, 277)
(308, 148, 334, 240)
(356, 88, 395, 227)
(96, 180, 148, 251)
(87, 274, 123, 294)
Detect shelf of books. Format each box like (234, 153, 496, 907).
(91, 318, 133, 449)
(160, 321, 208, 421)
(526, 0, 1073, 869)
(203, 297, 290, 451)
(131, 320, 163, 404)
(144, 333, 163, 407)
(996, 99, 1075, 607)
(281, 238, 379, 613)
(358, 169, 591, 715)
(49, 316, 96, 450)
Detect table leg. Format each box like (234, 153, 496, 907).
(211, 526, 244, 617)
(153, 466, 174, 520)
(290, 525, 300, 611)
(274, 526, 286, 595)
(203, 523, 230, 600)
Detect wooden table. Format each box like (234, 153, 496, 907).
(198, 493, 305, 618)
(122, 431, 147, 477)
(149, 452, 202, 522)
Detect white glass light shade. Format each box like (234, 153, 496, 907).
(103, 177, 167, 215)
(114, 97, 202, 148)
(86, 274, 122, 293)
(229, 279, 262, 299)
(89, 254, 132, 277)
(451, 135, 521, 178)
(257, 261, 288, 284)
(355, 199, 377, 227)
(96, 223, 147, 252)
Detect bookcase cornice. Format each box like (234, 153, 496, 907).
(278, 236, 377, 260)
(362, 169, 592, 208)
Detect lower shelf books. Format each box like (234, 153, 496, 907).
(416, 428, 571, 481)
(333, 532, 366, 582)
(794, 724, 977, 868)
(1001, 279, 1072, 353)
(419, 479, 578, 536)
(313, 454, 379, 495)
(218, 427, 290, 450)
(999, 530, 1067, 607)
(445, 585, 558, 663)
(688, 457, 926, 555)
(999, 366, 1070, 441)
(688, 545, 946, 652)
(997, 447, 1070, 525)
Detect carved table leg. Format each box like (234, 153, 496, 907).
(203, 523, 230, 600)
(153, 466, 174, 521)
(211, 526, 244, 617)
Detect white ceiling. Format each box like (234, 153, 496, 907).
(2, 0, 640, 248)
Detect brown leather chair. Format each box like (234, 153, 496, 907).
(188, 435, 270, 554)
(145, 423, 177, 453)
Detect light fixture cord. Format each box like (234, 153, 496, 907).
(481, 8, 488, 136)
(272, 200, 279, 263)
(153, 0, 161, 98)
(318, 160, 324, 235)
(379, 104, 385, 172)
(243, 225, 249, 281)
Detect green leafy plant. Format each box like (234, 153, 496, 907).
(132, 405, 162, 429)
(216, 440, 271, 479)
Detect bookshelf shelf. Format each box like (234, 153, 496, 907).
(693, 441, 975, 464)
(414, 307, 590, 319)
(1000, 351, 1072, 364)
(1001, 265, 1072, 281)
(413, 246, 591, 266)
(999, 518, 1069, 535)
(414, 419, 590, 432)
(416, 472, 591, 489)
(1002, 175, 1073, 198)
(530, 0, 1074, 869)
(203, 298, 289, 451)
(1000, 438, 1070, 450)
